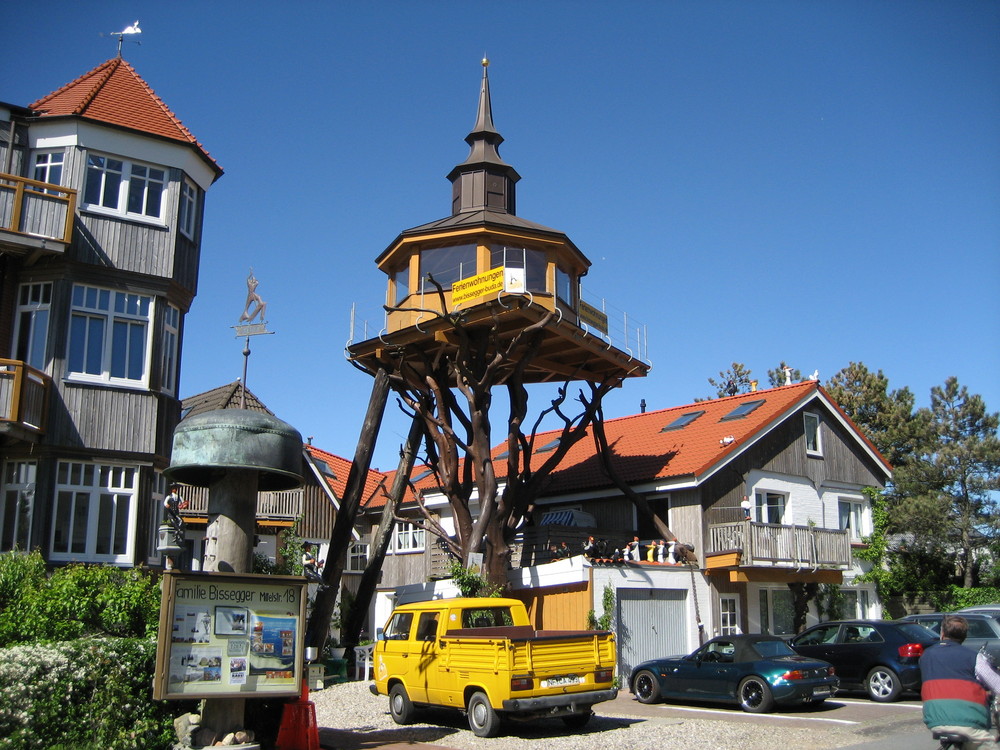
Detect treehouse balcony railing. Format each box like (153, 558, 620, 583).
(0, 359, 50, 434)
(347, 276, 650, 366)
(707, 521, 852, 570)
(0, 173, 76, 251)
(180, 488, 303, 520)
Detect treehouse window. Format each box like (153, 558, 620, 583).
(490, 245, 547, 293)
(419, 244, 477, 292)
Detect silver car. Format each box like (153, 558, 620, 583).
(901, 612, 1000, 662)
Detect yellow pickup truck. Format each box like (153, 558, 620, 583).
(369, 596, 617, 737)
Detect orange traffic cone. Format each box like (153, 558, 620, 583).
(275, 679, 319, 750)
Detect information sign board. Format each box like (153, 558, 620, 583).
(153, 571, 307, 700)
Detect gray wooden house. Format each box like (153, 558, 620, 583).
(0, 57, 222, 565)
(365, 381, 892, 673)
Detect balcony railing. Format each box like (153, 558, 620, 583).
(708, 520, 852, 569)
(0, 173, 76, 250)
(180, 488, 303, 520)
(0, 359, 50, 434)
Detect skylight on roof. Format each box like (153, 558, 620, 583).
(411, 468, 433, 482)
(537, 438, 560, 453)
(661, 410, 705, 432)
(317, 460, 336, 479)
(721, 399, 766, 421)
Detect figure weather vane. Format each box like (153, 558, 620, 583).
(104, 20, 142, 56)
(233, 268, 274, 408)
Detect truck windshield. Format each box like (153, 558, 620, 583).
(462, 607, 514, 628)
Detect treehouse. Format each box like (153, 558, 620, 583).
(347, 61, 650, 386)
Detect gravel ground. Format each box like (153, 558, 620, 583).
(311, 680, 869, 750)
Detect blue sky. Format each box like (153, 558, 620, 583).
(4, 1, 998, 471)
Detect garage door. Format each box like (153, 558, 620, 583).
(616, 588, 687, 678)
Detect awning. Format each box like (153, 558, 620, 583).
(539, 510, 596, 527)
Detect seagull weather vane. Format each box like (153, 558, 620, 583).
(233, 268, 274, 408)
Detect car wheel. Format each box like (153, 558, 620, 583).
(633, 669, 662, 704)
(389, 683, 416, 724)
(866, 666, 902, 702)
(561, 711, 592, 729)
(738, 676, 775, 713)
(467, 691, 502, 737)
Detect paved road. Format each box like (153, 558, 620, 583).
(607, 690, 943, 749)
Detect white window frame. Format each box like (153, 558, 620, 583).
(160, 304, 180, 395)
(804, 412, 823, 456)
(754, 490, 786, 524)
(347, 542, 369, 572)
(13, 282, 51, 371)
(32, 151, 64, 188)
(83, 152, 167, 224)
(0, 461, 36, 552)
(178, 178, 198, 238)
(719, 594, 741, 636)
(50, 460, 138, 565)
(389, 522, 425, 554)
(838, 497, 867, 541)
(67, 284, 153, 387)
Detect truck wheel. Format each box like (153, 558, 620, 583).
(467, 691, 501, 737)
(389, 684, 416, 724)
(561, 711, 592, 729)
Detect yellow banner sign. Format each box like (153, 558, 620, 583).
(578, 300, 609, 334)
(451, 267, 505, 305)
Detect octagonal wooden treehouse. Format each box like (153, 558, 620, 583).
(347, 61, 650, 386)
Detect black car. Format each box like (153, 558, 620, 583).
(789, 619, 937, 701)
(902, 612, 1000, 662)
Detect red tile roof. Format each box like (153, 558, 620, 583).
(403, 381, 891, 498)
(304, 444, 388, 508)
(30, 57, 221, 176)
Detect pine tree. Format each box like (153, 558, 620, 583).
(916, 377, 1000, 587)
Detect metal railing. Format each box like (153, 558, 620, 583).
(708, 520, 852, 569)
(0, 359, 50, 433)
(0, 173, 76, 245)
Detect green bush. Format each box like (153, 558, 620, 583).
(0, 638, 188, 750)
(0, 556, 161, 647)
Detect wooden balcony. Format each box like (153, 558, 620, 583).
(706, 520, 851, 584)
(180, 488, 303, 523)
(0, 359, 50, 439)
(0, 173, 75, 258)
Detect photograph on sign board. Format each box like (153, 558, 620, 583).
(214, 606, 248, 635)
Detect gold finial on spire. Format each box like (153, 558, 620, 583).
(482, 56, 489, 68)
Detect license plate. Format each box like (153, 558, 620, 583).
(542, 675, 581, 688)
(812, 686, 832, 696)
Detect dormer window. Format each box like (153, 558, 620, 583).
(84, 153, 166, 222)
(419, 244, 477, 292)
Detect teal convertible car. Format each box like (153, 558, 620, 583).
(630, 634, 838, 713)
